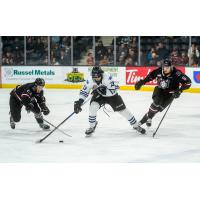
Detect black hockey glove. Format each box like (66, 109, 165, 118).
(172, 90, 182, 99)
(26, 102, 34, 111)
(39, 102, 50, 115)
(135, 80, 144, 90)
(41, 105, 50, 115)
(74, 99, 84, 114)
(96, 85, 107, 95)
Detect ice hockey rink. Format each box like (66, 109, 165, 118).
(0, 88, 200, 162)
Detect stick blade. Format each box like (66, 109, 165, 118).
(35, 139, 43, 143)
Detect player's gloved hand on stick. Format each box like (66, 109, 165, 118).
(135, 80, 144, 90)
(172, 90, 182, 98)
(26, 102, 34, 111)
(96, 85, 107, 95)
(74, 99, 84, 114)
(41, 105, 50, 115)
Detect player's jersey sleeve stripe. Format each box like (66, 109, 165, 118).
(21, 94, 30, 98)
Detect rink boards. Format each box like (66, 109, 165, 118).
(0, 66, 200, 93)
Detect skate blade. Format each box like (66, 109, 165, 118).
(42, 128, 51, 131)
(85, 133, 93, 137)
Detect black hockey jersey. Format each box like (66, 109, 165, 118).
(10, 83, 45, 106)
(142, 67, 191, 92)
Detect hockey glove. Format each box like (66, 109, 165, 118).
(41, 105, 50, 115)
(172, 90, 182, 99)
(135, 80, 144, 90)
(74, 99, 84, 114)
(39, 102, 50, 115)
(26, 102, 34, 111)
(96, 85, 107, 95)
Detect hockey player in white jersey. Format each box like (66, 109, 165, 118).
(74, 66, 146, 136)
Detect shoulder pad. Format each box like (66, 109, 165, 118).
(175, 70, 182, 76)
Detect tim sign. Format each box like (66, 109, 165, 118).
(126, 66, 157, 85)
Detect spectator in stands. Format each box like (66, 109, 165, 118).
(26, 37, 35, 54)
(2, 56, 13, 65)
(156, 42, 168, 61)
(61, 36, 70, 48)
(170, 48, 182, 66)
(86, 53, 94, 65)
(125, 57, 133, 66)
(95, 40, 108, 62)
(118, 43, 128, 59)
(180, 52, 189, 65)
(147, 48, 159, 65)
(107, 48, 114, 65)
(43, 56, 48, 65)
(128, 48, 137, 65)
(52, 57, 59, 65)
(118, 52, 126, 65)
(35, 37, 46, 57)
(129, 37, 137, 50)
(140, 50, 146, 66)
(100, 55, 109, 65)
(121, 37, 132, 45)
(188, 43, 199, 66)
(59, 49, 70, 65)
(53, 43, 61, 59)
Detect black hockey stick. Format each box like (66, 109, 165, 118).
(42, 118, 72, 137)
(36, 112, 75, 143)
(29, 110, 72, 137)
(153, 99, 174, 138)
(36, 97, 91, 143)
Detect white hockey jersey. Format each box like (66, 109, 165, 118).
(79, 72, 119, 101)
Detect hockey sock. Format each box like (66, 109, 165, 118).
(89, 102, 100, 128)
(89, 116, 97, 128)
(118, 108, 137, 125)
(147, 102, 160, 119)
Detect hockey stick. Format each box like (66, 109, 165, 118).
(29, 110, 72, 137)
(153, 99, 174, 138)
(36, 97, 91, 143)
(42, 118, 72, 137)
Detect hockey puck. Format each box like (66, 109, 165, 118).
(59, 140, 64, 143)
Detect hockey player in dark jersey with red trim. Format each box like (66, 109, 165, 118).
(9, 78, 50, 130)
(135, 59, 191, 127)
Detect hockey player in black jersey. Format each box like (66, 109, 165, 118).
(74, 66, 146, 136)
(135, 59, 191, 127)
(9, 78, 50, 130)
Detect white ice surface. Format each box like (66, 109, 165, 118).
(0, 89, 200, 162)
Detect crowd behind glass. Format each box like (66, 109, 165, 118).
(1, 36, 200, 67)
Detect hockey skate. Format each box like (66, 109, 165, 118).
(39, 123, 50, 130)
(10, 115, 15, 129)
(146, 118, 152, 127)
(85, 121, 98, 136)
(133, 123, 146, 134)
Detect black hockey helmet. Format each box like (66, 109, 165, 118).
(91, 66, 104, 79)
(163, 59, 172, 67)
(35, 78, 45, 87)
